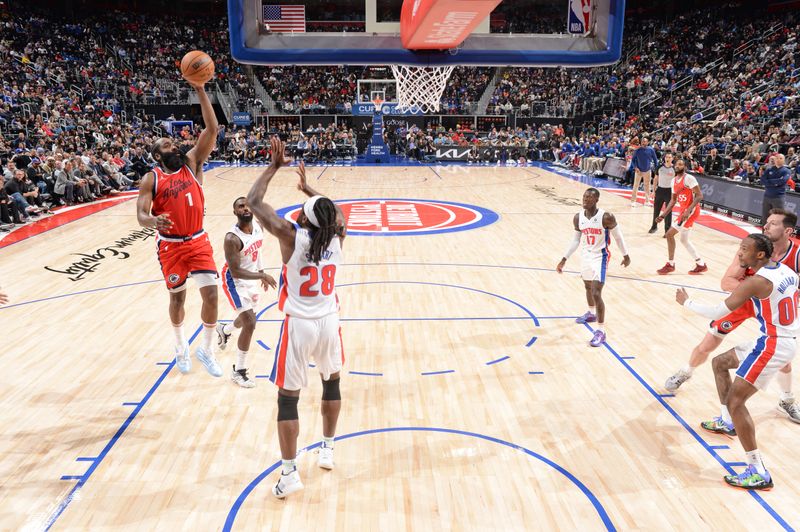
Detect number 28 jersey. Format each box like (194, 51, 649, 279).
(278, 227, 343, 319)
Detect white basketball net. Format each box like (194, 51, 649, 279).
(390, 65, 455, 114)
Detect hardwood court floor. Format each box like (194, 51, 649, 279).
(1, 164, 798, 531)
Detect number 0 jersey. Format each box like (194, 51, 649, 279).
(278, 227, 343, 319)
(753, 262, 800, 337)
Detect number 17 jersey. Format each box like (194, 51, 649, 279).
(278, 227, 343, 319)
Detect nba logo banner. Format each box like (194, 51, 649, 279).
(568, 0, 592, 34)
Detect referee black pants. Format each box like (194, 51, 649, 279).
(652, 186, 672, 232)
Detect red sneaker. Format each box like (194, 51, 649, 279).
(657, 262, 675, 275)
(688, 264, 708, 275)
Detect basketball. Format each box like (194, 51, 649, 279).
(180, 50, 214, 85)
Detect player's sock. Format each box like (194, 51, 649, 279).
(776, 370, 793, 401)
(322, 436, 334, 449)
(720, 405, 733, 425)
(202, 322, 216, 351)
(596, 322, 604, 332)
(668, 260, 675, 266)
(682, 365, 694, 376)
(588, 306, 597, 315)
(745, 449, 767, 475)
(282, 459, 297, 474)
(695, 258, 705, 266)
(223, 322, 234, 335)
(237, 349, 248, 371)
(173, 322, 187, 346)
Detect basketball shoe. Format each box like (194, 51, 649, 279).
(777, 398, 800, 424)
(657, 262, 675, 275)
(688, 264, 708, 275)
(575, 312, 597, 324)
(216, 323, 231, 351)
(231, 365, 256, 388)
(724, 465, 773, 490)
(195, 346, 223, 377)
(175, 344, 192, 374)
(318, 444, 334, 470)
(589, 330, 606, 347)
(700, 417, 736, 436)
(665, 369, 692, 392)
(273, 469, 304, 499)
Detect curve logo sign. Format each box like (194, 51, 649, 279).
(275, 198, 499, 236)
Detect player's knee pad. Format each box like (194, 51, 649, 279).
(277, 393, 299, 421)
(321, 377, 341, 401)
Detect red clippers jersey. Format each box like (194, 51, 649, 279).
(744, 240, 800, 278)
(673, 172, 699, 213)
(151, 165, 205, 236)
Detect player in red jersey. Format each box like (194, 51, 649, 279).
(665, 209, 799, 423)
(135, 79, 223, 377)
(655, 158, 708, 275)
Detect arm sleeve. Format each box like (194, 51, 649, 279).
(563, 230, 581, 259)
(610, 225, 628, 255)
(683, 299, 731, 320)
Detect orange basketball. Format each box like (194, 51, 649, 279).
(180, 51, 215, 85)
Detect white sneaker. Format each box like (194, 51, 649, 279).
(216, 323, 231, 351)
(231, 365, 256, 388)
(665, 369, 692, 392)
(318, 445, 334, 470)
(272, 469, 304, 499)
(777, 399, 800, 424)
(175, 344, 191, 374)
(630, 201, 639, 208)
(195, 346, 223, 377)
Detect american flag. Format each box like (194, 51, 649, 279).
(263, 5, 306, 33)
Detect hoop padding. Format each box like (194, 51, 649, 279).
(390, 65, 455, 114)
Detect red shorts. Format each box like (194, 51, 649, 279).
(156, 233, 218, 291)
(709, 300, 756, 337)
(676, 206, 700, 229)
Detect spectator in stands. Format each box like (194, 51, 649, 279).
(704, 148, 725, 175)
(54, 161, 77, 206)
(759, 154, 791, 226)
(5, 170, 41, 221)
(0, 175, 22, 228)
(631, 136, 658, 207)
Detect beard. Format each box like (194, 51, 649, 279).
(162, 150, 187, 172)
(237, 213, 254, 224)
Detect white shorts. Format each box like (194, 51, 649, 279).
(734, 336, 796, 390)
(580, 250, 610, 283)
(222, 269, 260, 314)
(269, 313, 344, 391)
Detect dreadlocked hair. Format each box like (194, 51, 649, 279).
(308, 197, 338, 265)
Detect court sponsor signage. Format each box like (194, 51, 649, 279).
(44, 228, 156, 281)
(352, 103, 424, 116)
(276, 199, 498, 236)
(695, 174, 800, 229)
(232, 112, 252, 125)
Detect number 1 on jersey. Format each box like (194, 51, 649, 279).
(185, 192, 193, 207)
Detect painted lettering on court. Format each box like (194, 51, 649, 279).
(44, 228, 156, 281)
(529, 184, 581, 207)
(276, 199, 498, 236)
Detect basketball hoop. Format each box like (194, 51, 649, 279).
(372, 97, 384, 113)
(391, 65, 455, 114)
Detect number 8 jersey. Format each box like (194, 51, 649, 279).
(278, 227, 343, 319)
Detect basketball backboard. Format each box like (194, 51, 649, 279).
(228, 0, 624, 67)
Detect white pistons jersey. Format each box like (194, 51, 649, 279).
(227, 222, 264, 276)
(752, 263, 800, 337)
(278, 227, 343, 319)
(579, 208, 609, 255)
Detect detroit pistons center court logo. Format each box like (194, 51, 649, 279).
(276, 199, 499, 236)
